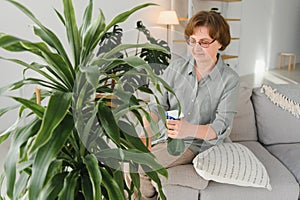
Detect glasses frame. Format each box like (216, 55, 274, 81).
(185, 36, 216, 48)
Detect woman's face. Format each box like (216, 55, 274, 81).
(188, 26, 222, 63)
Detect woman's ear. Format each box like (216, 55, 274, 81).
(217, 42, 222, 50)
(215, 41, 222, 50)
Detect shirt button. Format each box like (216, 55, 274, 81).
(192, 99, 194, 102)
(188, 113, 191, 115)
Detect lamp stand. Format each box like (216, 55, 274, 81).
(166, 24, 170, 45)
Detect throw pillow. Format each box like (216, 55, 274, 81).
(193, 142, 272, 190)
(252, 84, 300, 145)
(230, 82, 257, 142)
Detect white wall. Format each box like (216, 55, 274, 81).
(0, 0, 170, 131)
(238, 0, 300, 75)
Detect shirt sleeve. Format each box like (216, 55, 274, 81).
(148, 62, 175, 115)
(207, 74, 240, 145)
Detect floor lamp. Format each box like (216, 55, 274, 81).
(157, 10, 179, 45)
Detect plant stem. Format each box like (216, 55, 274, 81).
(135, 31, 141, 56)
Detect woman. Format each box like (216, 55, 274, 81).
(136, 10, 240, 200)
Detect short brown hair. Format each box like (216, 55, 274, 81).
(184, 11, 230, 51)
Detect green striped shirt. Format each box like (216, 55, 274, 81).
(150, 54, 240, 153)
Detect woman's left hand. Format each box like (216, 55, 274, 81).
(166, 119, 196, 139)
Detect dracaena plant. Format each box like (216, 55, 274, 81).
(0, 0, 176, 199)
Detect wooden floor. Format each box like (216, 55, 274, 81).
(240, 63, 300, 88)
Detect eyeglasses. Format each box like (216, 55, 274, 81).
(185, 36, 216, 48)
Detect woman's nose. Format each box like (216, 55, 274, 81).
(194, 43, 203, 51)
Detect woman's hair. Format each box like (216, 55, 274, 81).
(184, 11, 231, 51)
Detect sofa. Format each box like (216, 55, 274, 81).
(159, 82, 300, 200)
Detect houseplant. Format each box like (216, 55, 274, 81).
(96, 20, 171, 93)
(0, 0, 175, 199)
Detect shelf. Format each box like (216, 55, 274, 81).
(173, 39, 186, 43)
(225, 18, 241, 21)
(200, 0, 241, 2)
(178, 17, 188, 21)
(221, 55, 238, 60)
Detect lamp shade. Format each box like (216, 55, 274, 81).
(157, 11, 179, 25)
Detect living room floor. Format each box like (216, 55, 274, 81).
(240, 63, 300, 88)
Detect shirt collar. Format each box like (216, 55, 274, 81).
(187, 53, 225, 81)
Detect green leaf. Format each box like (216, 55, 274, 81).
(167, 138, 185, 156)
(138, 23, 170, 75)
(128, 163, 141, 198)
(0, 56, 69, 91)
(0, 173, 4, 200)
(63, 0, 81, 66)
(96, 149, 167, 176)
(105, 3, 157, 36)
(83, 154, 102, 200)
(58, 170, 80, 200)
(54, 8, 65, 25)
(29, 115, 74, 199)
(97, 102, 120, 145)
(85, 3, 157, 64)
(0, 36, 74, 90)
(0, 78, 52, 96)
(30, 92, 72, 153)
(81, 9, 106, 64)
(0, 105, 18, 118)
(102, 44, 169, 59)
(142, 165, 167, 200)
(33, 27, 73, 71)
(20, 42, 74, 89)
(0, 118, 19, 145)
(39, 172, 67, 200)
(80, 0, 93, 39)
(4, 119, 41, 199)
(12, 96, 45, 119)
(81, 174, 93, 200)
(82, 65, 101, 89)
(100, 167, 125, 200)
(118, 120, 149, 152)
(6, 0, 72, 72)
(13, 171, 30, 200)
(0, 34, 28, 52)
(96, 25, 123, 58)
(113, 170, 125, 195)
(44, 159, 64, 184)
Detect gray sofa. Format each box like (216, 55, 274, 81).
(161, 82, 300, 200)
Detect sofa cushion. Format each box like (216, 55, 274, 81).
(266, 143, 300, 198)
(193, 142, 271, 190)
(161, 185, 199, 200)
(252, 84, 300, 145)
(158, 164, 208, 190)
(230, 82, 257, 142)
(200, 141, 299, 200)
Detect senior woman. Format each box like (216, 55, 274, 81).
(133, 10, 240, 200)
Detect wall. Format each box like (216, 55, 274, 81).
(238, 0, 300, 75)
(0, 0, 170, 131)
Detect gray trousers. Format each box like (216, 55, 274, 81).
(127, 142, 196, 200)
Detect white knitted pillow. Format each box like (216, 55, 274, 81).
(193, 143, 272, 190)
